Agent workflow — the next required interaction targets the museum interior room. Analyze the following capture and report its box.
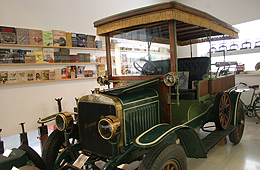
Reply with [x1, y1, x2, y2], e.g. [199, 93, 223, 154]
[0, 0, 260, 169]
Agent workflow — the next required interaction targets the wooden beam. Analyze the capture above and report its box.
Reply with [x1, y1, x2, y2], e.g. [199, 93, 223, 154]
[105, 34, 112, 79]
[169, 20, 177, 72]
[168, 20, 178, 125]
[178, 31, 220, 42]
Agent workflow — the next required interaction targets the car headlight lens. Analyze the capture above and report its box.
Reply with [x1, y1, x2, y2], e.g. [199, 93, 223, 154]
[55, 112, 73, 131]
[98, 115, 121, 140]
[164, 72, 179, 86]
[97, 76, 110, 86]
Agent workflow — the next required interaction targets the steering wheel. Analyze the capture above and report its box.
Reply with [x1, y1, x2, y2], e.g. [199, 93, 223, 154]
[133, 58, 157, 75]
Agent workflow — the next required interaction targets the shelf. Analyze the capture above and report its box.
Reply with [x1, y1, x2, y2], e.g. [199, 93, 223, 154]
[0, 77, 97, 86]
[236, 74, 260, 76]
[0, 62, 99, 66]
[0, 43, 103, 50]
[0, 43, 169, 54]
[118, 49, 169, 55]
[208, 47, 260, 57]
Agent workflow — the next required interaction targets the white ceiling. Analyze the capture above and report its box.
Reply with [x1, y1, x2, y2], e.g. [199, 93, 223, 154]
[175, 0, 260, 25]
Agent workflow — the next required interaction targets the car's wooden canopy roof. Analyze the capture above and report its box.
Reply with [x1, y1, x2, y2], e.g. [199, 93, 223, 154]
[94, 1, 239, 46]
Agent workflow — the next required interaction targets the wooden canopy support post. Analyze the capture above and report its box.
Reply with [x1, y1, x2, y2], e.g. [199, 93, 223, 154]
[190, 40, 193, 58]
[105, 34, 112, 80]
[169, 19, 179, 86]
[169, 20, 177, 73]
[167, 20, 179, 124]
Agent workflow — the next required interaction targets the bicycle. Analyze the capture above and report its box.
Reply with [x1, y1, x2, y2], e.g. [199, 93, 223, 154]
[237, 82, 260, 119]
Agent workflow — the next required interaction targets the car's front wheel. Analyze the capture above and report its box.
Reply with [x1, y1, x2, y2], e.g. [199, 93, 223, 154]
[138, 142, 187, 170]
[42, 125, 79, 170]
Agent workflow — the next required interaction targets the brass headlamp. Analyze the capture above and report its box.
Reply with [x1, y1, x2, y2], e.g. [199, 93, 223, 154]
[164, 72, 179, 86]
[55, 112, 73, 131]
[98, 115, 121, 140]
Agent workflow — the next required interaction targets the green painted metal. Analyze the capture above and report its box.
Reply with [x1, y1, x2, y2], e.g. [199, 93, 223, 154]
[166, 93, 180, 105]
[199, 94, 211, 102]
[133, 124, 174, 147]
[176, 127, 207, 158]
[171, 96, 214, 123]
[117, 88, 161, 146]
[108, 77, 160, 95]
[230, 91, 242, 126]
[54, 143, 80, 169]
[0, 148, 27, 169]
[171, 100, 197, 121]
[132, 123, 206, 158]
[101, 145, 150, 170]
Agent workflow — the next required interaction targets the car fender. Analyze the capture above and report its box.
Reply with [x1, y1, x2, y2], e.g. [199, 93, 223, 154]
[229, 91, 243, 126]
[133, 123, 207, 158]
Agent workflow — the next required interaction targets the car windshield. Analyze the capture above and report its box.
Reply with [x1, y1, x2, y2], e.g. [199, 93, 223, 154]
[109, 23, 170, 76]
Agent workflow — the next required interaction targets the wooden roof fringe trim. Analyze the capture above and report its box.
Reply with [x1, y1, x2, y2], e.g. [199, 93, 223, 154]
[96, 8, 238, 39]
[179, 35, 235, 46]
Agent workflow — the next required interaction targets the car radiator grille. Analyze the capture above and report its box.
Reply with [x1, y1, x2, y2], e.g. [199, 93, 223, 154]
[78, 102, 117, 158]
[124, 102, 160, 145]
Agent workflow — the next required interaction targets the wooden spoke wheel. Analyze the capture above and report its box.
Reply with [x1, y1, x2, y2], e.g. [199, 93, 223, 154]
[138, 142, 186, 170]
[214, 92, 232, 130]
[229, 101, 245, 144]
[162, 160, 179, 170]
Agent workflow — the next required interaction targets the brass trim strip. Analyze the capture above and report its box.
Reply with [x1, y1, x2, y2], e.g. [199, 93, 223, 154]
[121, 79, 160, 93]
[187, 103, 213, 121]
[78, 93, 124, 151]
[119, 88, 159, 106]
[135, 105, 211, 146]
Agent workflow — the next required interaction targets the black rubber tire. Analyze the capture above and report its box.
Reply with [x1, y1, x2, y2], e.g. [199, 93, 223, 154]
[42, 125, 79, 170]
[253, 97, 260, 120]
[138, 142, 187, 170]
[214, 92, 232, 130]
[229, 101, 245, 144]
[18, 144, 46, 170]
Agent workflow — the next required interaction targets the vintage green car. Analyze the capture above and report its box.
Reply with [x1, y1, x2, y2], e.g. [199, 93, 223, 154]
[40, 2, 244, 170]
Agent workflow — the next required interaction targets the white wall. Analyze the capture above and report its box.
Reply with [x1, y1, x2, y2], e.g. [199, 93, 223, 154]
[0, 0, 168, 138]
[236, 75, 260, 106]
[0, 0, 259, 138]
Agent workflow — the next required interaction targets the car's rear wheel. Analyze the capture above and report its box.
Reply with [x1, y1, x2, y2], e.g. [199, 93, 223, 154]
[42, 125, 79, 170]
[138, 142, 187, 170]
[214, 92, 232, 130]
[229, 101, 245, 144]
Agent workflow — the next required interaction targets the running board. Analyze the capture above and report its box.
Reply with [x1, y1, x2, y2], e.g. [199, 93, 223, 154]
[202, 125, 236, 153]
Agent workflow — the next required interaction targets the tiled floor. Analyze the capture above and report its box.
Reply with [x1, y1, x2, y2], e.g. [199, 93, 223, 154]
[187, 117, 260, 170]
[2, 117, 260, 170]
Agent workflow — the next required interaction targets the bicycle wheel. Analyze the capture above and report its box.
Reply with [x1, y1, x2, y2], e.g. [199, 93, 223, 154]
[253, 97, 260, 119]
[243, 104, 253, 117]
